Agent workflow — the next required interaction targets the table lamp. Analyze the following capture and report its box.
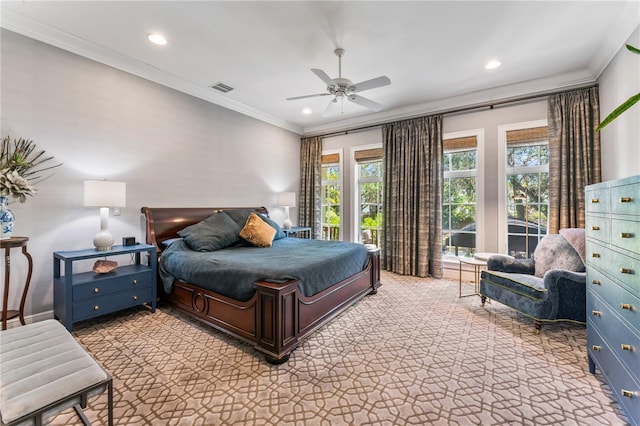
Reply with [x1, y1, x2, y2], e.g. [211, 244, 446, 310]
[84, 180, 126, 251]
[278, 192, 296, 230]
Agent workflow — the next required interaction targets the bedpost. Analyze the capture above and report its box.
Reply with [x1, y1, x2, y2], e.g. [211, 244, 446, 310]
[367, 246, 381, 293]
[254, 280, 300, 364]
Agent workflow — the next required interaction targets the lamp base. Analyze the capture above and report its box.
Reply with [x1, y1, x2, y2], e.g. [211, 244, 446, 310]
[93, 230, 114, 251]
[283, 219, 292, 230]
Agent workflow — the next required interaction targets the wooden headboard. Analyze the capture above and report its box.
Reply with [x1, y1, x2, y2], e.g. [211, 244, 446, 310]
[140, 206, 269, 254]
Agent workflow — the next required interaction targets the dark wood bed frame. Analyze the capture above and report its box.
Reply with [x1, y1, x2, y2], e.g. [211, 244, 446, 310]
[141, 206, 381, 363]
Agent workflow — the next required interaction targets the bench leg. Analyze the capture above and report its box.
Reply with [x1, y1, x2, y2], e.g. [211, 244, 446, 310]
[73, 404, 92, 425]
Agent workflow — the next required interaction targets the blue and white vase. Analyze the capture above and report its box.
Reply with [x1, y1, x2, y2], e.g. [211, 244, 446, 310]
[0, 195, 15, 239]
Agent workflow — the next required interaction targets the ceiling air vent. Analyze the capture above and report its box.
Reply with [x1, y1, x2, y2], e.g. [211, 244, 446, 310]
[209, 82, 234, 93]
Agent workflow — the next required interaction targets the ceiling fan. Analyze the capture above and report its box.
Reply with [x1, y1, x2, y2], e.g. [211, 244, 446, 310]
[286, 48, 391, 114]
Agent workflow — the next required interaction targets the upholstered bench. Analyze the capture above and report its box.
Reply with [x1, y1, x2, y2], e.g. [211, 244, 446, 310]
[0, 320, 113, 426]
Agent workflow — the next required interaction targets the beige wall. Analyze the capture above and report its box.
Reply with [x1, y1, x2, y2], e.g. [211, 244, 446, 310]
[1, 29, 301, 319]
[598, 24, 640, 181]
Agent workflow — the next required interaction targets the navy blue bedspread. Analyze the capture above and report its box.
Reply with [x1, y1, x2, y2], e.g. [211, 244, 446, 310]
[159, 238, 370, 301]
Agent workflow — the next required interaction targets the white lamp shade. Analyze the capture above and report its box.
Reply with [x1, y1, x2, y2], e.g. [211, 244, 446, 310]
[278, 192, 296, 207]
[84, 180, 126, 207]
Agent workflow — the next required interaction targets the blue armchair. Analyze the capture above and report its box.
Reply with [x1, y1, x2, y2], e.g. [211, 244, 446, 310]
[479, 230, 587, 333]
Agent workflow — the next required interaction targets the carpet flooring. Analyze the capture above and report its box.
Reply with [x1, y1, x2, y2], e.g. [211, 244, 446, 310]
[50, 271, 629, 425]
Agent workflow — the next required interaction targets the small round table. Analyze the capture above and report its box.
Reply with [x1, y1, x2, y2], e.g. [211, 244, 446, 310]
[1, 237, 33, 330]
[458, 255, 487, 298]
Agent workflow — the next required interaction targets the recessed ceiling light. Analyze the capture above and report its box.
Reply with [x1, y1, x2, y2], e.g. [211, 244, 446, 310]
[302, 108, 312, 115]
[147, 33, 167, 46]
[485, 60, 501, 70]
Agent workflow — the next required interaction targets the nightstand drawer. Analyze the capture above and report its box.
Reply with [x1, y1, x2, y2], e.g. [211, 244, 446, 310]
[73, 268, 153, 301]
[73, 287, 154, 322]
[586, 215, 610, 244]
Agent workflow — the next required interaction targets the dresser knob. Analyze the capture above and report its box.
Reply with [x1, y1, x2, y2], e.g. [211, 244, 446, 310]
[591, 280, 601, 285]
[591, 253, 600, 258]
[133, 295, 138, 301]
[591, 345, 601, 351]
[592, 310, 601, 317]
[620, 232, 633, 238]
[93, 287, 99, 293]
[621, 389, 634, 398]
[93, 305, 99, 311]
[621, 303, 632, 310]
[620, 268, 633, 274]
[591, 198, 600, 203]
[133, 279, 138, 284]
[619, 197, 632, 203]
[591, 226, 600, 231]
[621, 344, 632, 352]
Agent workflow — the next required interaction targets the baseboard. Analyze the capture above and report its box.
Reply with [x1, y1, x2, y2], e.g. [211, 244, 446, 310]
[4, 310, 55, 329]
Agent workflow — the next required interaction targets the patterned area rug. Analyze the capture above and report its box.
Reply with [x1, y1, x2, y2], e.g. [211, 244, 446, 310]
[51, 272, 629, 425]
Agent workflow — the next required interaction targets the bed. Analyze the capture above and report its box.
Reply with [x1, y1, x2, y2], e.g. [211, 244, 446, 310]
[141, 206, 381, 363]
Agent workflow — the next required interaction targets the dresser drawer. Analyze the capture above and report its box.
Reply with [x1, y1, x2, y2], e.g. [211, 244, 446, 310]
[586, 215, 610, 244]
[611, 218, 639, 253]
[587, 240, 640, 297]
[588, 269, 640, 333]
[73, 269, 153, 301]
[588, 324, 640, 423]
[73, 287, 154, 322]
[586, 187, 611, 214]
[611, 182, 640, 216]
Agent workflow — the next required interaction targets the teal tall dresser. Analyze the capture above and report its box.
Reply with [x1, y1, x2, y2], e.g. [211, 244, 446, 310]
[586, 174, 640, 425]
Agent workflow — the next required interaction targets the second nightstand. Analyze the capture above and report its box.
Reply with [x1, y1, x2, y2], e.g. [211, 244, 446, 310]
[283, 226, 312, 239]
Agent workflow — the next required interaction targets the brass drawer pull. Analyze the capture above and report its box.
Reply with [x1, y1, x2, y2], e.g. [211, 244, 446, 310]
[621, 303, 632, 310]
[133, 295, 138, 301]
[620, 232, 633, 238]
[592, 280, 601, 285]
[591, 226, 600, 231]
[592, 310, 601, 317]
[592, 253, 600, 258]
[621, 390, 634, 398]
[620, 268, 633, 274]
[619, 197, 632, 203]
[133, 279, 138, 285]
[621, 344, 632, 352]
[591, 198, 600, 203]
[591, 345, 601, 351]
[93, 305, 99, 311]
[94, 287, 99, 293]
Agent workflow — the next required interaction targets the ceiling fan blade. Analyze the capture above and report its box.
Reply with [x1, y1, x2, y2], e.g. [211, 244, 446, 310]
[348, 94, 384, 112]
[286, 93, 331, 101]
[349, 76, 391, 93]
[311, 68, 336, 87]
[322, 97, 340, 117]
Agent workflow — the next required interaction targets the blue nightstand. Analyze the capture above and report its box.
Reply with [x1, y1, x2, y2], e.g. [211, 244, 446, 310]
[53, 244, 157, 330]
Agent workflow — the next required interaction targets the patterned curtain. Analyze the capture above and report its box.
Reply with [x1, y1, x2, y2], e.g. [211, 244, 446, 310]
[299, 136, 323, 238]
[382, 115, 443, 278]
[547, 87, 601, 233]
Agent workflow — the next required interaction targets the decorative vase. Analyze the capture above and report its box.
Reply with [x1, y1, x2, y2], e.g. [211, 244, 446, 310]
[0, 195, 15, 239]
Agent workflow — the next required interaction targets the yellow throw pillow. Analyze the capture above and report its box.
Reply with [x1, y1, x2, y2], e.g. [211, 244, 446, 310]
[240, 212, 276, 247]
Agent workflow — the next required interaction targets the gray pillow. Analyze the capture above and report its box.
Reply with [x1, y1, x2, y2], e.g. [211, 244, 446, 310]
[177, 212, 240, 251]
[533, 234, 585, 277]
[221, 208, 285, 240]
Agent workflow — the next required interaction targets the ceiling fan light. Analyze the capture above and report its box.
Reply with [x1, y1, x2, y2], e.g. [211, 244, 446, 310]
[147, 33, 167, 46]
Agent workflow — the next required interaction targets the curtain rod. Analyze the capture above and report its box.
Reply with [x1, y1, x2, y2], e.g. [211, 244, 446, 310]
[311, 84, 598, 139]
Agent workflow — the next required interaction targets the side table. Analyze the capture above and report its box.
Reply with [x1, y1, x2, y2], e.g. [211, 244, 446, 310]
[1, 237, 33, 330]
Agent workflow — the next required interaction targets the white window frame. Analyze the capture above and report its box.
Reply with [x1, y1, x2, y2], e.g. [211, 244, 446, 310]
[497, 119, 548, 254]
[350, 143, 383, 243]
[321, 148, 344, 241]
[442, 129, 484, 259]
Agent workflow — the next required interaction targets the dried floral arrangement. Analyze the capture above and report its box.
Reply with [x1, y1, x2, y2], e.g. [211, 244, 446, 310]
[0, 136, 62, 203]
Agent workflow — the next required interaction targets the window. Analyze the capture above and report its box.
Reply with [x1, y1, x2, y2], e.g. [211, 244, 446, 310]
[355, 148, 383, 246]
[442, 135, 478, 257]
[504, 125, 549, 257]
[321, 152, 341, 240]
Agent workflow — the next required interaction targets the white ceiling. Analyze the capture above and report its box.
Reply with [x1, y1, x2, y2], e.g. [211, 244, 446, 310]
[2, 1, 639, 135]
